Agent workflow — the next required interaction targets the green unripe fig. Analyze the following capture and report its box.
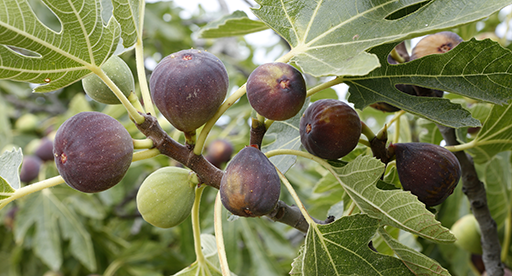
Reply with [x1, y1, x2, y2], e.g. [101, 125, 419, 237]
[136, 167, 196, 228]
[15, 113, 38, 133]
[82, 55, 134, 104]
[451, 214, 482, 255]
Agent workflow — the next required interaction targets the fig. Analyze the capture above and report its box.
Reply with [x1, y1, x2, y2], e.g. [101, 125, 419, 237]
[20, 155, 42, 183]
[136, 167, 196, 228]
[411, 31, 463, 60]
[15, 113, 38, 133]
[35, 137, 54, 162]
[82, 55, 134, 105]
[205, 139, 234, 168]
[451, 214, 482, 255]
[390, 142, 461, 206]
[150, 49, 228, 134]
[53, 112, 133, 193]
[220, 146, 280, 217]
[246, 62, 306, 120]
[299, 99, 361, 160]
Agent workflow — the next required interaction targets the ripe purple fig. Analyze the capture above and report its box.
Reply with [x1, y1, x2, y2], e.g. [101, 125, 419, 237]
[20, 155, 42, 183]
[53, 112, 133, 193]
[299, 99, 361, 160]
[205, 139, 234, 168]
[150, 49, 228, 134]
[220, 146, 280, 217]
[35, 137, 54, 162]
[246, 62, 306, 120]
[390, 142, 461, 206]
[411, 31, 463, 60]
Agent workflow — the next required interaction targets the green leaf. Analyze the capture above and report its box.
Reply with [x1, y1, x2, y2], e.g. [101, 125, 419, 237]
[173, 234, 237, 276]
[332, 155, 455, 243]
[378, 228, 451, 275]
[252, 0, 512, 77]
[0, 0, 120, 92]
[0, 147, 22, 191]
[347, 39, 512, 128]
[300, 214, 414, 275]
[482, 152, 511, 231]
[14, 189, 96, 271]
[0, 94, 12, 150]
[197, 10, 269, 38]
[112, 0, 142, 47]
[469, 102, 512, 163]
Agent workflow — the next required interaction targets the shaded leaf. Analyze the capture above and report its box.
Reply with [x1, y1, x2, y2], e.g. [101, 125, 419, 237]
[301, 214, 414, 275]
[252, 0, 512, 77]
[0, 148, 22, 192]
[482, 152, 511, 231]
[198, 10, 269, 38]
[347, 39, 512, 128]
[333, 155, 455, 242]
[378, 228, 451, 275]
[469, 102, 512, 163]
[112, 0, 142, 47]
[0, 0, 120, 92]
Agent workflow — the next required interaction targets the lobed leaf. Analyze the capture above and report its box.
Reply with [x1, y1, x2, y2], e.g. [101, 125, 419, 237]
[0, 147, 22, 192]
[252, 0, 512, 77]
[300, 214, 414, 275]
[112, 0, 142, 47]
[0, 0, 120, 92]
[332, 155, 455, 242]
[197, 10, 269, 38]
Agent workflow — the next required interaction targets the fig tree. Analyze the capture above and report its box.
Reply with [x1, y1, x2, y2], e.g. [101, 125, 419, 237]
[246, 62, 306, 121]
[150, 49, 228, 134]
[82, 55, 135, 104]
[299, 99, 361, 160]
[53, 112, 133, 193]
[390, 142, 461, 206]
[136, 167, 196, 228]
[220, 146, 280, 217]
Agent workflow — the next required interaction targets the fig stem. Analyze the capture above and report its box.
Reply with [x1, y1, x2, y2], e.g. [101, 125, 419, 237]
[393, 116, 400, 144]
[0, 175, 65, 211]
[132, 138, 154, 149]
[502, 211, 512, 261]
[306, 77, 344, 98]
[192, 185, 207, 266]
[358, 139, 371, 147]
[214, 192, 231, 276]
[128, 92, 145, 114]
[276, 168, 316, 225]
[390, 48, 406, 63]
[135, 37, 156, 117]
[361, 121, 376, 140]
[444, 140, 477, 152]
[93, 68, 145, 124]
[194, 84, 247, 156]
[132, 148, 160, 162]
[387, 110, 406, 126]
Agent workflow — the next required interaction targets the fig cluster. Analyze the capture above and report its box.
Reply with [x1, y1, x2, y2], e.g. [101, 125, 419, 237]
[136, 167, 196, 228]
[246, 62, 306, 121]
[53, 112, 133, 193]
[299, 99, 361, 160]
[390, 142, 461, 206]
[150, 49, 228, 135]
[220, 146, 280, 217]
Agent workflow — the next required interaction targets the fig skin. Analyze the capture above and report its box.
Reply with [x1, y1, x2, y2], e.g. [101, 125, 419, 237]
[82, 55, 134, 104]
[411, 31, 463, 60]
[53, 112, 133, 193]
[20, 155, 42, 183]
[246, 62, 306, 121]
[299, 99, 361, 160]
[205, 139, 234, 168]
[451, 214, 482, 255]
[136, 167, 196, 228]
[390, 142, 461, 206]
[150, 49, 228, 134]
[35, 137, 54, 162]
[220, 146, 281, 217]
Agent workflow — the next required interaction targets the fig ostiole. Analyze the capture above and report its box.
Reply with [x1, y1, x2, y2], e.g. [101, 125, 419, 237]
[220, 146, 281, 217]
[136, 167, 196, 228]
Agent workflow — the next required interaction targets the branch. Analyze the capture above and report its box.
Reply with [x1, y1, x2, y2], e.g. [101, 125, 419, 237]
[438, 125, 504, 276]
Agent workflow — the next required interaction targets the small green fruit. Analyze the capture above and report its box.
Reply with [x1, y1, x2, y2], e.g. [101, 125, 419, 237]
[137, 167, 196, 228]
[82, 55, 134, 104]
[15, 113, 38, 133]
[451, 214, 482, 254]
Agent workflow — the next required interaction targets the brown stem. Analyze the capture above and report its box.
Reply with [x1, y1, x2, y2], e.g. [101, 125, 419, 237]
[438, 125, 504, 276]
[250, 117, 267, 148]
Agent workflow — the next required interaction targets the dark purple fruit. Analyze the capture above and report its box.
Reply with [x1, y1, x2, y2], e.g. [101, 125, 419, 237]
[53, 112, 133, 193]
[150, 49, 228, 134]
[20, 155, 42, 183]
[35, 137, 54, 162]
[246, 62, 306, 120]
[411, 31, 463, 60]
[299, 99, 361, 160]
[390, 142, 461, 206]
[205, 139, 234, 168]
[220, 146, 280, 217]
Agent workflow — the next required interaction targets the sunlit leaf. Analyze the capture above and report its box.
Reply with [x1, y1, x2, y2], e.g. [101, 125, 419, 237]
[0, 147, 22, 192]
[198, 10, 269, 38]
[332, 155, 455, 242]
[112, 0, 142, 47]
[0, 0, 120, 92]
[301, 214, 414, 275]
[252, 0, 512, 77]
